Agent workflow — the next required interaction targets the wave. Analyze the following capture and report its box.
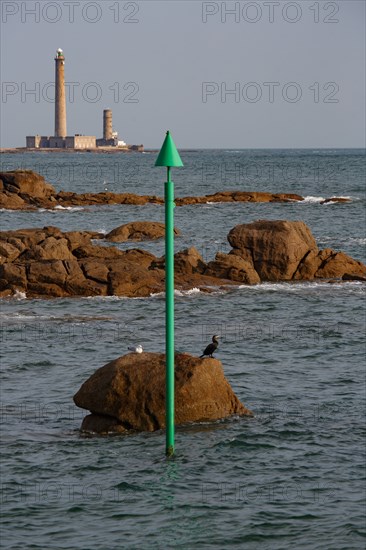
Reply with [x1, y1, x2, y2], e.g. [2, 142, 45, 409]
[12, 290, 27, 300]
[150, 287, 202, 298]
[239, 281, 365, 292]
[301, 196, 325, 203]
[301, 195, 356, 204]
[53, 205, 85, 211]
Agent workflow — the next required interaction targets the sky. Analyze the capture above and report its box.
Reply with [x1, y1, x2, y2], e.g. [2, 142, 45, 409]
[1, 0, 365, 148]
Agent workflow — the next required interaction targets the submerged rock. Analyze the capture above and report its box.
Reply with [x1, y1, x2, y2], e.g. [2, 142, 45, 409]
[74, 352, 252, 433]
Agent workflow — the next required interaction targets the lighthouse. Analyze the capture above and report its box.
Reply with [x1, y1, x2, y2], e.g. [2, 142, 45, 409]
[54, 48, 67, 138]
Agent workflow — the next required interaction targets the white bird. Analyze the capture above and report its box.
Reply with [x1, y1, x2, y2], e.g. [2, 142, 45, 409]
[128, 345, 143, 354]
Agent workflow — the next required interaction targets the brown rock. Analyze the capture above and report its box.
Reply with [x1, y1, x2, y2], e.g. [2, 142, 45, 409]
[119, 249, 157, 268]
[151, 247, 206, 275]
[228, 220, 319, 281]
[0, 192, 27, 210]
[205, 252, 260, 284]
[80, 259, 110, 284]
[74, 353, 252, 433]
[27, 282, 67, 298]
[81, 414, 128, 434]
[0, 170, 55, 198]
[28, 260, 67, 287]
[174, 247, 206, 275]
[0, 241, 22, 264]
[108, 260, 163, 297]
[293, 249, 321, 280]
[342, 273, 366, 282]
[315, 250, 366, 279]
[73, 244, 124, 260]
[64, 231, 93, 251]
[105, 221, 180, 242]
[0, 263, 27, 291]
[19, 237, 74, 262]
[320, 197, 352, 204]
[176, 191, 304, 206]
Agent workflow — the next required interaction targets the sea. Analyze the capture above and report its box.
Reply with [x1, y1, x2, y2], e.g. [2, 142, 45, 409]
[0, 149, 365, 549]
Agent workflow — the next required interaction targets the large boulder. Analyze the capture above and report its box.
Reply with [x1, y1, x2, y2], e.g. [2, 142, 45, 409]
[74, 353, 252, 433]
[228, 220, 366, 281]
[105, 221, 180, 242]
[228, 220, 319, 281]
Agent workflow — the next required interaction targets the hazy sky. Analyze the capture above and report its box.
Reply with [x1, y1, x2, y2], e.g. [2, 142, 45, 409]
[1, 0, 365, 148]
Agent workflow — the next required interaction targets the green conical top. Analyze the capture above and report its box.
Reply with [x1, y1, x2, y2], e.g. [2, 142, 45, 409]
[155, 131, 184, 167]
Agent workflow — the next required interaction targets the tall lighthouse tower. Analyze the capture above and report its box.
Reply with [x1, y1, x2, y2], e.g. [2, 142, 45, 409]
[54, 48, 67, 138]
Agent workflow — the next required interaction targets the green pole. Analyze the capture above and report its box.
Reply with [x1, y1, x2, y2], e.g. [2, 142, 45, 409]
[155, 131, 183, 457]
[165, 165, 175, 457]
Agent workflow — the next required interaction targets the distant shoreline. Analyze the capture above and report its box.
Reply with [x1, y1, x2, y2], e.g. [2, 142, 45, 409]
[0, 147, 146, 154]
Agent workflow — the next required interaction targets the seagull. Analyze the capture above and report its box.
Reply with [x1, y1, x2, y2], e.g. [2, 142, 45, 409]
[128, 345, 143, 353]
[200, 335, 220, 358]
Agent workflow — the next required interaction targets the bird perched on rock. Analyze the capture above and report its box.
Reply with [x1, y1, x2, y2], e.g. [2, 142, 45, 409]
[200, 335, 220, 358]
[128, 345, 143, 353]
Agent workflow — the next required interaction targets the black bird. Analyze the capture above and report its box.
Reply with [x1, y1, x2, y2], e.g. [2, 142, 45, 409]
[200, 335, 220, 358]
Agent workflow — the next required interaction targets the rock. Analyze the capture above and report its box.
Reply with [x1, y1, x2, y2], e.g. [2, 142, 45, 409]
[0, 241, 22, 264]
[81, 414, 128, 434]
[175, 191, 304, 206]
[228, 220, 319, 281]
[79, 259, 110, 284]
[120, 249, 157, 268]
[342, 273, 366, 282]
[151, 247, 206, 275]
[315, 250, 366, 279]
[74, 352, 252, 433]
[0, 170, 55, 198]
[72, 244, 124, 260]
[205, 252, 260, 284]
[27, 260, 67, 287]
[0, 170, 306, 210]
[1, 223, 364, 299]
[105, 221, 180, 242]
[0, 192, 27, 210]
[320, 197, 352, 204]
[174, 248, 206, 275]
[107, 260, 164, 297]
[0, 263, 27, 291]
[19, 237, 75, 262]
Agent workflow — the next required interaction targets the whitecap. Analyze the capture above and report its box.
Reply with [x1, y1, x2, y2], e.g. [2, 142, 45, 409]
[12, 290, 27, 300]
[53, 205, 84, 211]
[175, 287, 201, 297]
[301, 196, 326, 203]
[239, 281, 364, 292]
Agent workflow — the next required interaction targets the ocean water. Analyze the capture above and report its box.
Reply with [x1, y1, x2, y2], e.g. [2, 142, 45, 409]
[0, 149, 365, 549]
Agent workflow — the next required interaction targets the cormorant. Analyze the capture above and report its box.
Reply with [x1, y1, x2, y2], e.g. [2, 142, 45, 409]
[200, 335, 220, 358]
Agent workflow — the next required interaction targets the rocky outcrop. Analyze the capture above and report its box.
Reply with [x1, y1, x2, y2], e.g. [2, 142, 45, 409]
[105, 221, 180, 242]
[0, 227, 234, 298]
[73, 352, 252, 433]
[0, 170, 354, 210]
[228, 220, 366, 282]
[175, 190, 304, 205]
[0, 171, 56, 209]
[1, 221, 365, 299]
